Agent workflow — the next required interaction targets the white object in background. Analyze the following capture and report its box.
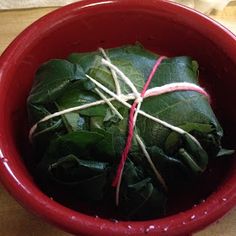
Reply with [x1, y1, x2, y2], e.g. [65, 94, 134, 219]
[173, 0, 234, 13]
[195, 0, 234, 13]
[0, 0, 78, 9]
[176, 0, 195, 8]
[0, 0, 234, 11]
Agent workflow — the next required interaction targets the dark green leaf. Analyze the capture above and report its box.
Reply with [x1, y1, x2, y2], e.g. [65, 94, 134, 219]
[28, 43, 233, 220]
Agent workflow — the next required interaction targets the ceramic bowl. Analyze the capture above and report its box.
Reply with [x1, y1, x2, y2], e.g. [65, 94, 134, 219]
[0, 0, 236, 235]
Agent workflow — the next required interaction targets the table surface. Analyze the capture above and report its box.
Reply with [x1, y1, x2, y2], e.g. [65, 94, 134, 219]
[0, 4, 236, 236]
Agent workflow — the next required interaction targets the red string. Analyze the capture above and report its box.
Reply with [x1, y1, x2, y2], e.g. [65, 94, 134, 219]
[141, 56, 167, 97]
[112, 56, 167, 187]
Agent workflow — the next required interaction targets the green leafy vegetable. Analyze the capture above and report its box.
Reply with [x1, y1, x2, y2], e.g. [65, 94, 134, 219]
[27, 43, 233, 220]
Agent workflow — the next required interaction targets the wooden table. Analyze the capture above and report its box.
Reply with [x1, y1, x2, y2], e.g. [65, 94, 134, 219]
[0, 4, 236, 236]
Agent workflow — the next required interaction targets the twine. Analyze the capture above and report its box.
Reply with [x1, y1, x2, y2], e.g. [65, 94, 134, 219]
[29, 49, 209, 206]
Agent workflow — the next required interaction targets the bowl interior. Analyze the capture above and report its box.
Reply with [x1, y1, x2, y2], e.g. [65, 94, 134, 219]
[0, 0, 236, 235]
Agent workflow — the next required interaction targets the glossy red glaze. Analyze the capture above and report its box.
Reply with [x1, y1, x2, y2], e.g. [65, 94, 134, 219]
[0, 0, 236, 235]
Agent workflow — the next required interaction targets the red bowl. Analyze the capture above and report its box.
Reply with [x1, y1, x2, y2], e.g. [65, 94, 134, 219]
[0, 0, 236, 235]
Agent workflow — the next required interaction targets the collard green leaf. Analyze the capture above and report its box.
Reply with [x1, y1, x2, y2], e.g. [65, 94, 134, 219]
[42, 130, 104, 163]
[49, 154, 109, 181]
[48, 154, 109, 201]
[147, 146, 189, 185]
[119, 159, 166, 219]
[61, 112, 82, 132]
[28, 60, 84, 104]
[28, 43, 233, 220]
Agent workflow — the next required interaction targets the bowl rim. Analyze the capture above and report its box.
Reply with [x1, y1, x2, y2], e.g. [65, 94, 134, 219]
[0, 0, 236, 235]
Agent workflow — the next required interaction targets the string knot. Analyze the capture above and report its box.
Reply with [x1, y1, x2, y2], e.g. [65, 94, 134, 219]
[135, 97, 143, 103]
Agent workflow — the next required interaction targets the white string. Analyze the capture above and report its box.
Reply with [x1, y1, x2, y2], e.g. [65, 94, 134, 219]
[144, 82, 209, 99]
[30, 74, 197, 140]
[104, 58, 162, 206]
[85, 74, 186, 135]
[94, 88, 123, 120]
[29, 95, 129, 141]
[29, 76, 208, 141]
[133, 101, 142, 126]
[135, 133, 167, 191]
[29, 80, 207, 140]
[99, 48, 121, 96]
[101, 58, 140, 98]
[85, 71, 207, 206]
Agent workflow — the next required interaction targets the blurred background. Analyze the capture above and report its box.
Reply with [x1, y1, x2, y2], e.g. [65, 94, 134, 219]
[0, 0, 235, 12]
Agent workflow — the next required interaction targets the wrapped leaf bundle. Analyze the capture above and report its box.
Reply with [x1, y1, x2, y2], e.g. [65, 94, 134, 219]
[27, 44, 232, 220]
